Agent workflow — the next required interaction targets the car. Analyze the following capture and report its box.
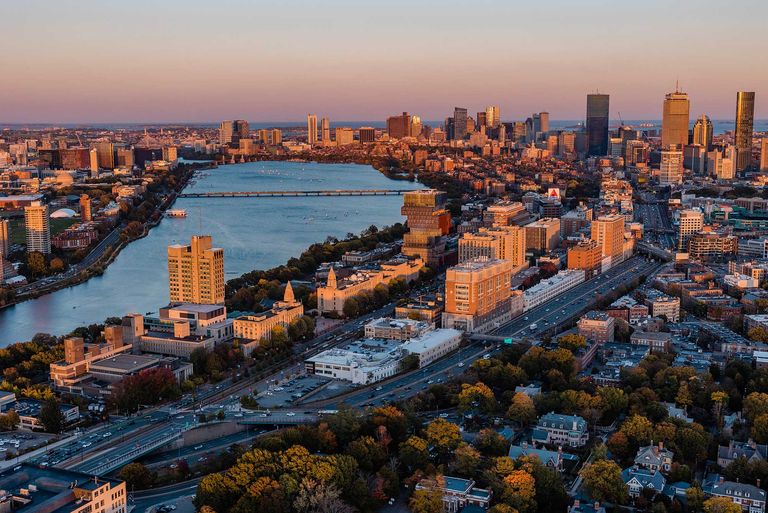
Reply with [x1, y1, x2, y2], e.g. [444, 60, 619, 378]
[285, 412, 296, 417]
[194, 445, 203, 450]
[457, 362, 464, 367]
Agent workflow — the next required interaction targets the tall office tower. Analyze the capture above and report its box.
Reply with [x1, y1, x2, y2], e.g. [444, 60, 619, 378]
[498, 124, 506, 144]
[453, 107, 468, 140]
[524, 218, 561, 252]
[0, 219, 9, 258]
[335, 127, 354, 146]
[538, 112, 549, 134]
[678, 209, 704, 251]
[359, 127, 376, 143]
[659, 149, 684, 185]
[444, 117, 455, 140]
[387, 112, 411, 139]
[80, 194, 92, 222]
[692, 114, 713, 150]
[586, 93, 610, 156]
[94, 141, 115, 169]
[24, 201, 51, 254]
[258, 129, 270, 144]
[466, 116, 476, 134]
[167, 235, 225, 305]
[684, 145, 706, 175]
[442, 258, 514, 333]
[591, 214, 625, 259]
[307, 114, 318, 145]
[476, 111, 487, 128]
[662, 88, 690, 149]
[271, 129, 282, 145]
[558, 131, 576, 156]
[735, 91, 756, 172]
[410, 116, 422, 137]
[320, 117, 331, 144]
[232, 120, 249, 146]
[485, 106, 500, 128]
[89, 148, 99, 177]
[624, 140, 648, 166]
[761, 138, 768, 171]
[458, 226, 526, 267]
[116, 147, 135, 168]
[512, 121, 526, 142]
[219, 120, 234, 145]
[162, 146, 177, 161]
[401, 190, 451, 267]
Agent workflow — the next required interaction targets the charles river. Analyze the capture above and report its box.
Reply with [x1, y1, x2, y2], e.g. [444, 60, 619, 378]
[0, 162, 424, 345]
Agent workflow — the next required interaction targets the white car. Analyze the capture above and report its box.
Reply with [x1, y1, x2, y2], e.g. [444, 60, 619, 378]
[285, 412, 296, 417]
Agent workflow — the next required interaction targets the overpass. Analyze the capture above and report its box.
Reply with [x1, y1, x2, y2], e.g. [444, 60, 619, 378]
[636, 241, 674, 262]
[237, 411, 318, 425]
[178, 189, 414, 198]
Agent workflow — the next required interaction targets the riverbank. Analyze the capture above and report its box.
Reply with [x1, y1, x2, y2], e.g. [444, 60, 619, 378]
[2, 164, 200, 311]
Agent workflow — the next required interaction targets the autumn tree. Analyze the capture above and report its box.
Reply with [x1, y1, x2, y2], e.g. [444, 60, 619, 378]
[507, 392, 537, 427]
[703, 497, 742, 513]
[558, 334, 587, 352]
[457, 382, 497, 413]
[409, 487, 444, 513]
[579, 459, 628, 505]
[399, 436, 429, 472]
[502, 470, 536, 513]
[452, 443, 482, 477]
[424, 418, 461, 457]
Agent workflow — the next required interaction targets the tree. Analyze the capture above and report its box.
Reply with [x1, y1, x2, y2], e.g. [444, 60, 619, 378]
[474, 428, 510, 456]
[703, 497, 742, 513]
[502, 470, 536, 513]
[425, 418, 461, 457]
[751, 413, 768, 443]
[399, 436, 429, 471]
[620, 414, 654, 447]
[744, 392, 768, 422]
[686, 484, 706, 512]
[748, 327, 768, 343]
[0, 410, 19, 431]
[409, 488, 444, 513]
[342, 298, 360, 318]
[507, 392, 537, 427]
[119, 462, 154, 489]
[452, 443, 482, 477]
[558, 334, 587, 352]
[579, 459, 628, 505]
[27, 251, 47, 277]
[711, 391, 729, 428]
[457, 382, 496, 413]
[675, 382, 692, 411]
[49, 258, 65, 272]
[39, 398, 65, 433]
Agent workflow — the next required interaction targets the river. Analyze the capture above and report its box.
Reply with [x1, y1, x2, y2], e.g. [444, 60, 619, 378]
[0, 161, 424, 344]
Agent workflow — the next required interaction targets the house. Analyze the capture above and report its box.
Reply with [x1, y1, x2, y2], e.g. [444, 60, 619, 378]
[703, 475, 766, 513]
[622, 466, 667, 498]
[718, 440, 768, 468]
[568, 500, 606, 513]
[415, 476, 492, 512]
[634, 442, 674, 472]
[532, 412, 589, 448]
[514, 383, 542, 398]
[630, 331, 672, 352]
[508, 442, 570, 471]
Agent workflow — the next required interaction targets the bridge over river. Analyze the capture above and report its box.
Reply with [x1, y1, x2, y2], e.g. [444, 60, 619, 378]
[178, 189, 413, 198]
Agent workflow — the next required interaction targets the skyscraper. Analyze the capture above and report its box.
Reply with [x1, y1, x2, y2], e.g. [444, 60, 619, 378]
[659, 149, 684, 185]
[485, 106, 500, 128]
[735, 91, 755, 172]
[662, 88, 690, 149]
[80, 194, 92, 222]
[0, 219, 9, 258]
[586, 93, 609, 156]
[476, 111, 487, 128]
[307, 114, 318, 145]
[401, 190, 451, 266]
[219, 120, 234, 145]
[167, 235, 225, 304]
[453, 107, 468, 140]
[538, 112, 549, 134]
[321, 117, 331, 145]
[24, 201, 50, 254]
[591, 214, 625, 259]
[94, 141, 115, 169]
[387, 112, 411, 139]
[761, 138, 768, 171]
[89, 148, 99, 177]
[692, 114, 713, 150]
[678, 209, 704, 251]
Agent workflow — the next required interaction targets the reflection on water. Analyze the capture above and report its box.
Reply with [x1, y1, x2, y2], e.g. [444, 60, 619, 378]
[0, 161, 423, 344]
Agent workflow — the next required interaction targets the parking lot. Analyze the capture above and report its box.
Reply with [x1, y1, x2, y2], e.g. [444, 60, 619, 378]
[0, 431, 56, 459]
[254, 375, 331, 408]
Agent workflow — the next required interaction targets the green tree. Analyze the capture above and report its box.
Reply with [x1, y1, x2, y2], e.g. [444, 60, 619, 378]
[399, 435, 429, 471]
[342, 298, 360, 318]
[119, 462, 154, 490]
[39, 398, 65, 433]
[579, 459, 628, 505]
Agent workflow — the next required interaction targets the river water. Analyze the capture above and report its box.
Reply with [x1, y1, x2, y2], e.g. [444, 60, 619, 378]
[0, 161, 423, 344]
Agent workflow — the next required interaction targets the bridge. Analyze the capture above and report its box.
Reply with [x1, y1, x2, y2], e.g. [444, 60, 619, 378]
[68, 427, 186, 476]
[636, 241, 674, 262]
[178, 189, 414, 198]
[237, 412, 319, 425]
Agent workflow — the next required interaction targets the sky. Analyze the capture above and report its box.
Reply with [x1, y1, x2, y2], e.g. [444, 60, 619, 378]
[2, 0, 767, 124]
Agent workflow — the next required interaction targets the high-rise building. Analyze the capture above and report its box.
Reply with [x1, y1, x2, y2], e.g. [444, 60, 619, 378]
[233, 120, 249, 146]
[586, 93, 609, 156]
[442, 258, 514, 333]
[24, 201, 51, 254]
[321, 117, 331, 144]
[167, 235, 225, 304]
[524, 218, 561, 252]
[80, 194, 92, 222]
[567, 239, 602, 279]
[485, 106, 500, 128]
[219, 120, 234, 146]
[162, 145, 177, 161]
[94, 141, 115, 169]
[661, 88, 690, 149]
[678, 209, 704, 251]
[258, 129, 270, 145]
[116, 147, 134, 168]
[271, 128, 282, 145]
[0, 219, 9, 258]
[476, 111, 487, 128]
[591, 214, 625, 259]
[692, 114, 713, 150]
[401, 190, 451, 267]
[359, 127, 376, 143]
[659, 149, 684, 185]
[538, 112, 549, 134]
[410, 115, 422, 137]
[453, 107, 468, 140]
[387, 112, 411, 139]
[708, 147, 735, 180]
[735, 91, 756, 172]
[89, 148, 99, 177]
[307, 114, 318, 145]
[458, 225, 526, 267]
[335, 127, 354, 146]
[761, 138, 768, 171]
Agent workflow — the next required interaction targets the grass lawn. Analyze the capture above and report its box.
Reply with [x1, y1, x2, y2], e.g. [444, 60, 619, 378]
[8, 217, 78, 246]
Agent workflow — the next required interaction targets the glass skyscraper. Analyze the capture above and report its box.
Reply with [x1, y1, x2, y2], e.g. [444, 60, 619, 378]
[586, 93, 609, 156]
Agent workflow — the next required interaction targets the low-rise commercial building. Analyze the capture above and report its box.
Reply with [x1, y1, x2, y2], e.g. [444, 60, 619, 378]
[645, 294, 681, 322]
[364, 317, 431, 341]
[523, 270, 585, 311]
[401, 329, 462, 367]
[577, 311, 615, 343]
[630, 331, 672, 352]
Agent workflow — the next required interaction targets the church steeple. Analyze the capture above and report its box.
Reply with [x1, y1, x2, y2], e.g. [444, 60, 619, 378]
[327, 267, 337, 288]
[283, 281, 295, 303]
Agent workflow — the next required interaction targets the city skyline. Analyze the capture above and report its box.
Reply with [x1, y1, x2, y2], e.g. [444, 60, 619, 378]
[2, 0, 768, 123]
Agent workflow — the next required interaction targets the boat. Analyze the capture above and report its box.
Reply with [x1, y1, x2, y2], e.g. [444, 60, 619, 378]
[166, 209, 187, 218]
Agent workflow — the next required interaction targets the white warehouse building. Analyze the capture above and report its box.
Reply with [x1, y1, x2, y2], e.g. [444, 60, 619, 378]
[523, 269, 585, 311]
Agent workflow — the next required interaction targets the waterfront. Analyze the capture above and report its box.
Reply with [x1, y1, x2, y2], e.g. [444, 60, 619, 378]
[0, 161, 424, 344]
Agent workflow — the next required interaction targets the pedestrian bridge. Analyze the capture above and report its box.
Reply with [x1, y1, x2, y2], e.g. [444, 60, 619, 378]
[178, 189, 413, 198]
